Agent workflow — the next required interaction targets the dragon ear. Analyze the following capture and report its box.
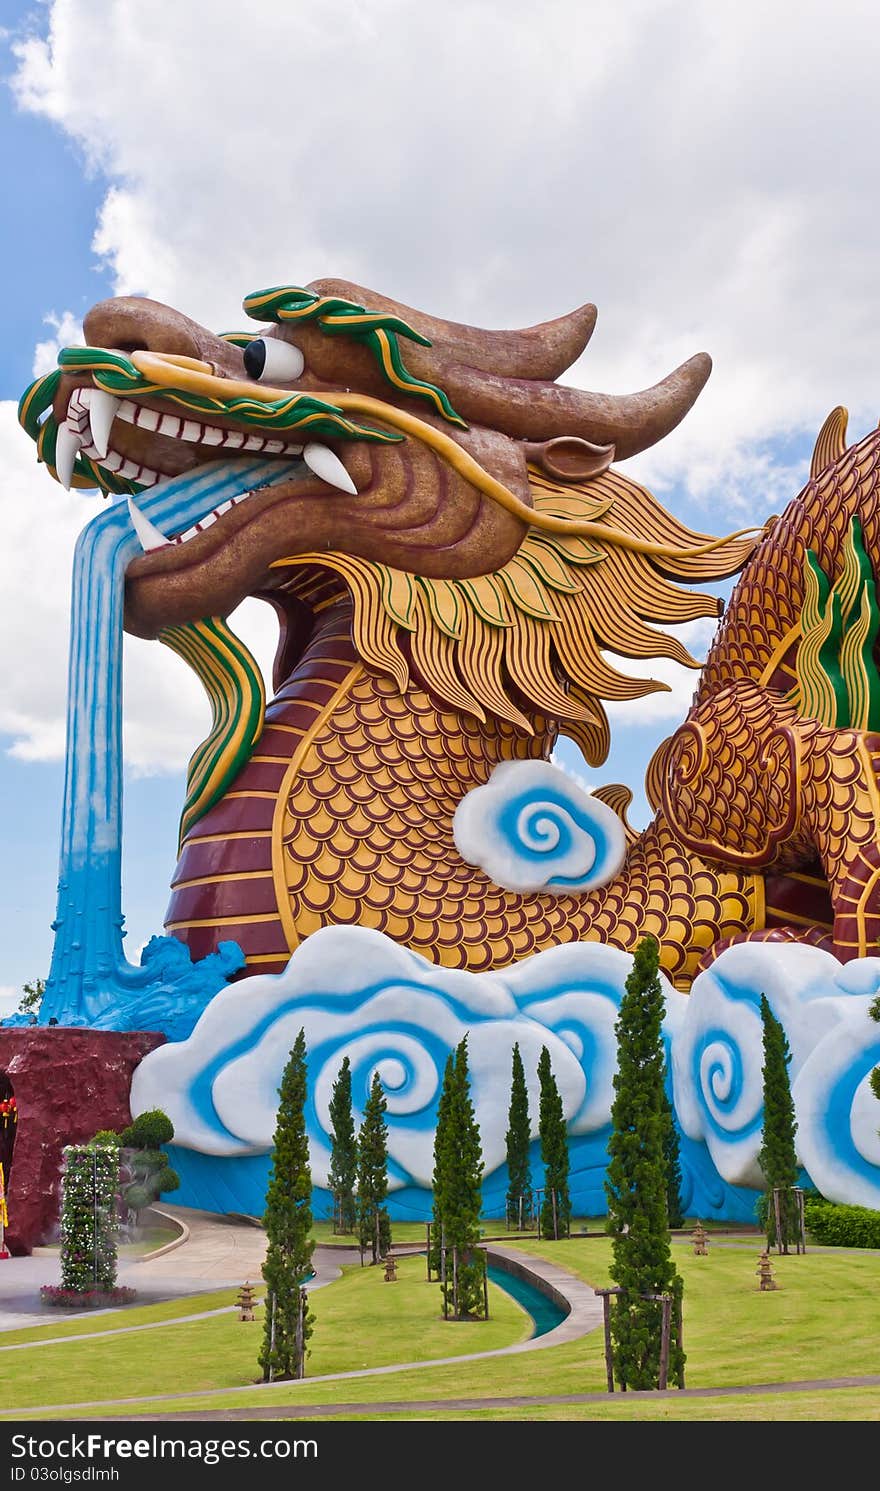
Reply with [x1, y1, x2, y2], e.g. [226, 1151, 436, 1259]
[525, 436, 615, 483]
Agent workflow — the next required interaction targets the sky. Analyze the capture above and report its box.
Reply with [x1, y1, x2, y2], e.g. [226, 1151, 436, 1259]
[2, 0, 880, 1017]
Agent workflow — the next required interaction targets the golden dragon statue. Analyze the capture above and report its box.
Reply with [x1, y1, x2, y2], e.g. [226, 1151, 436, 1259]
[21, 280, 880, 998]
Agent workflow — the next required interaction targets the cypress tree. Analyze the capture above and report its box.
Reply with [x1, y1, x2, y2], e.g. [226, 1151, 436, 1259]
[430, 1053, 456, 1278]
[604, 934, 685, 1390]
[757, 993, 800, 1252]
[432, 1038, 486, 1318]
[661, 1069, 685, 1230]
[537, 1046, 571, 1240]
[327, 1056, 358, 1233]
[505, 1042, 533, 1229]
[259, 1029, 315, 1382]
[356, 1072, 391, 1264]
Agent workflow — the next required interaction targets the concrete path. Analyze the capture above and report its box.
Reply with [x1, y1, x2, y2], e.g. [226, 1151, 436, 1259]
[0, 1207, 348, 1332]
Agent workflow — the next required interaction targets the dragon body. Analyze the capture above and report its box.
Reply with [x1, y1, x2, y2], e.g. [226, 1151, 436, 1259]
[20, 282, 880, 1007]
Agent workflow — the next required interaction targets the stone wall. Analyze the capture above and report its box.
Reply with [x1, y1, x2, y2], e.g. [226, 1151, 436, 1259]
[0, 1029, 165, 1254]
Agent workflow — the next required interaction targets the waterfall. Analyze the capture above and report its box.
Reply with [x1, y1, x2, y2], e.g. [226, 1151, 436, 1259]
[40, 456, 302, 1026]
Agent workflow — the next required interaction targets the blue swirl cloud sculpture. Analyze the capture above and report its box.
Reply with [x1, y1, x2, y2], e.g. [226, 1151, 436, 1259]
[130, 928, 880, 1219]
[452, 760, 627, 893]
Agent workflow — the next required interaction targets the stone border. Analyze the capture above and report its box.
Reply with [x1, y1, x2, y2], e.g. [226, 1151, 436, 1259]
[134, 1208, 190, 1263]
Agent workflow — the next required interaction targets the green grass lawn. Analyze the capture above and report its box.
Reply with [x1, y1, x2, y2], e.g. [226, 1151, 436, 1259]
[5, 1233, 880, 1422]
[0, 1254, 530, 1414]
[0, 1288, 241, 1347]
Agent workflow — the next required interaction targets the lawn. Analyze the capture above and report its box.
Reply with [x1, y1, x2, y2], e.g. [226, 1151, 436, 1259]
[4, 1231, 880, 1422]
[0, 1253, 531, 1414]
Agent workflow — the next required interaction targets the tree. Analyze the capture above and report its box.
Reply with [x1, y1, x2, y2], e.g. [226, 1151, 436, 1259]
[431, 1037, 486, 1318]
[116, 1109, 180, 1221]
[259, 1029, 315, 1382]
[17, 978, 45, 1020]
[430, 1052, 455, 1279]
[505, 1043, 533, 1229]
[661, 1069, 685, 1230]
[757, 993, 800, 1252]
[537, 1046, 571, 1240]
[327, 1057, 358, 1233]
[356, 1072, 391, 1264]
[604, 934, 685, 1390]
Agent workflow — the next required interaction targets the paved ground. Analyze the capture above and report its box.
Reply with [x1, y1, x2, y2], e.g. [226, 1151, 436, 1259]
[0, 1207, 344, 1330]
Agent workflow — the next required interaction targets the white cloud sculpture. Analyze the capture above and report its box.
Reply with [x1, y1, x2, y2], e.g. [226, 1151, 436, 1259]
[452, 760, 627, 894]
[132, 927, 880, 1214]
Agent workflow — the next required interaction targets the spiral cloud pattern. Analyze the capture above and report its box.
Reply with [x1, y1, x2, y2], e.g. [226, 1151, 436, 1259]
[130, 928, 880, 1214]
[452, 759, 627, 893]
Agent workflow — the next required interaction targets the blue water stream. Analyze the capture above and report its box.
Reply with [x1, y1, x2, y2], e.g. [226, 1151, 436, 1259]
[40, 456, 302, 1026]
[487, 1263, 567, 1339]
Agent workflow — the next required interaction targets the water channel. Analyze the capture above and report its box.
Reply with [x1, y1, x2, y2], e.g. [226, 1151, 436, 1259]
[487, 1263, 567, 1339]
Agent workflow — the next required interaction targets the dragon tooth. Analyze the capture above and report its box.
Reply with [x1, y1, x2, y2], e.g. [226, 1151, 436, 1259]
[55, 421, 83, 490]
[303, 441, 358, 495]
[87, 390, 120, 458]
[127, 496, 171, 552]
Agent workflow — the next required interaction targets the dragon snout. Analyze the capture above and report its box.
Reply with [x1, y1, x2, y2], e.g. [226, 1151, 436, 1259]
[83, 295, 244, 378]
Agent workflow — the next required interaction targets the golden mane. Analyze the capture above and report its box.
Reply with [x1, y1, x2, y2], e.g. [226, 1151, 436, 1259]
[273, 467, 758, 766]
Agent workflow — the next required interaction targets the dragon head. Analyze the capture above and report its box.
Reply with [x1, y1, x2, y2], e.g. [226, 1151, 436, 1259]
[20, 279, 760, 760]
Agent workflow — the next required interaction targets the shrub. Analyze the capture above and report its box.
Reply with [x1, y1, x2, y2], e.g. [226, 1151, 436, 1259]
[803, 1197, 880, 1248]
[120, 1110, 174, 1149]
[89, 1130, 121, 1148]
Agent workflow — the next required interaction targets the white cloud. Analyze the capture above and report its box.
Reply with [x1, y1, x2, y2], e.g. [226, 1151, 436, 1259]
[7, 0, 880, 777]
[12, 0, 880, 516]
[0, 986, 18, 1020]
[32, 311, 83, 379]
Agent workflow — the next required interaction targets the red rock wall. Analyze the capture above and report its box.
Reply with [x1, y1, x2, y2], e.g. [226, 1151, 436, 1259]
[0, 1029, 165, 1255]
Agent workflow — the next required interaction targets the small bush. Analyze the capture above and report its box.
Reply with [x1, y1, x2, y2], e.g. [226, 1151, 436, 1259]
[89, 1130, 121, 1148]
[120, 1109, 174, 1150]
[803, 1197, 880, 1248]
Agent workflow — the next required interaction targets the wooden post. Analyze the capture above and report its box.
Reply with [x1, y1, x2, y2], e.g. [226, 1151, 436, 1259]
[658, 1294, 671, 1390]
[798, 1187, 807, 1254]
[518, 1193, 523, 1232]
[602, 1292, 614, 1392]
[295, 1287, 306, 1379]
[426, 1222, 432, 1281]
[675, 1296, 686, 1389]
[551, 1186, 558, 1241]
[441, 1225, 447, 1319]
[482, 1250, 489, 1320]
[775, 1186, 783, 1255]
[594, 1287, 621, 1392]
[267, 1291, 276, 1383]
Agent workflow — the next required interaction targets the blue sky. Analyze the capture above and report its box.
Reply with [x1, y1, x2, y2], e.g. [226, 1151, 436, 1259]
[3, 0, 879, 1016]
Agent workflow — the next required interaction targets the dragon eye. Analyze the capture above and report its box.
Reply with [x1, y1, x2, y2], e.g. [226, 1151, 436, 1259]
[243, 336, 305, 382]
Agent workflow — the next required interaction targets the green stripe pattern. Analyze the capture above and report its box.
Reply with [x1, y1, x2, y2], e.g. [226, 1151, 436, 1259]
[796, 517, 880, 730]
[159, 617, 266, 847]
[243, 284, 467, 429]
[18, 344, 401, 496]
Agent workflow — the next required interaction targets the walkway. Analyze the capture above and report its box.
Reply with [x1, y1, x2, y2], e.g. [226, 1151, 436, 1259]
[1, 1207, 313, 1331]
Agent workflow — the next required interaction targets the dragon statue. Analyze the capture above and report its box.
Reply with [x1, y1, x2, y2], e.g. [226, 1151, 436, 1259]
[13, 280, 880, 1220]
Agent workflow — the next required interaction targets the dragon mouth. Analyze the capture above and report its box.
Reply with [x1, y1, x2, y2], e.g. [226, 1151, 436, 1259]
[63, 384, 308, 501]
[53, 370, 370, 556]
[17, 342, 401, 556]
